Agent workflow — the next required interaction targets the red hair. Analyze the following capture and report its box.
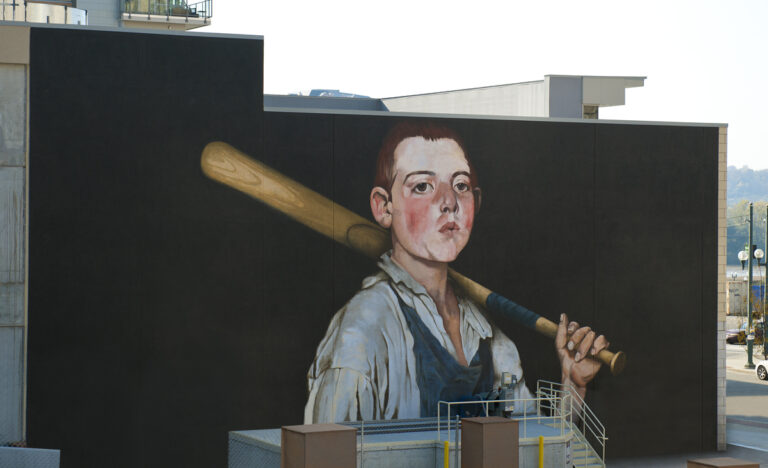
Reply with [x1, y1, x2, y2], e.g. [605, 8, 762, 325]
[373, 121, 479, 192]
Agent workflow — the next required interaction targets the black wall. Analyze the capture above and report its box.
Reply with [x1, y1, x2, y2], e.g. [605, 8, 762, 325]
[27, 27, 718, 467]
[28, 27, 265, 468]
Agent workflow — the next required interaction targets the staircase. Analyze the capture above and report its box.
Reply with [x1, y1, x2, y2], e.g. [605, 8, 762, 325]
[536, 380, 606, 468]
[570, 428, 604, 467]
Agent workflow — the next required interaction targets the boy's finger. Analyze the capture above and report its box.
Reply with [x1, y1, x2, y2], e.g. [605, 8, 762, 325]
[590, 335, 610, 355]
[568, 326, 591, 352]
[556, 313, 568, 348]
[576, 331, 596, 362]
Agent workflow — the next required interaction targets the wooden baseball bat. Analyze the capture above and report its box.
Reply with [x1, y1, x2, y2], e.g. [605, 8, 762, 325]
[201, 141, 626, 376]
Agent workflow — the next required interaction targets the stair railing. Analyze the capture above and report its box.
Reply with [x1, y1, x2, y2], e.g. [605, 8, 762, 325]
[536, 379, 607, 467]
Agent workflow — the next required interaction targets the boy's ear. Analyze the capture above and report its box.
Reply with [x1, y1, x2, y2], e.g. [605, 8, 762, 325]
[473, 187, 482, 215]
[370, 186, 393, 228]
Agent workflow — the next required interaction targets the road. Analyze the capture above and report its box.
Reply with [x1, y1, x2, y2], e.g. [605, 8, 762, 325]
[727, 343, 768, 451]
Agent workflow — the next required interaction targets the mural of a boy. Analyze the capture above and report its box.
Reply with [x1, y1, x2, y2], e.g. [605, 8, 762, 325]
[305, 121, 609, 424]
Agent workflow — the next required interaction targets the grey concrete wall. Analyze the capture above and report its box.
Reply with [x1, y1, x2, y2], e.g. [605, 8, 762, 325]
[547, 76, 583, 119]
[0, 446, 60, 467]
[382, 81, 549, 117]
[727, 280, 752, 316]
[0, 31, 27, 445]
[76, 0, 120, 27]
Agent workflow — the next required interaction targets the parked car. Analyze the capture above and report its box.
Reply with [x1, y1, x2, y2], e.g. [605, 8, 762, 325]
[756, 359, 768, 380]
[726, 321, 765, 345]
[726, 323, 747, 344]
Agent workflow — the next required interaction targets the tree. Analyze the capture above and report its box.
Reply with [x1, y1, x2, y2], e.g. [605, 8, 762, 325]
[727, 201, 768, 266]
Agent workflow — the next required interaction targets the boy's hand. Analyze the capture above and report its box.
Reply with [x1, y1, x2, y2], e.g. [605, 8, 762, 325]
[555, 313, 610, 398]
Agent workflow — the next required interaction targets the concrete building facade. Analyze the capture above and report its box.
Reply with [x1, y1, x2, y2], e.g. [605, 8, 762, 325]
[380, 75, 645, 119]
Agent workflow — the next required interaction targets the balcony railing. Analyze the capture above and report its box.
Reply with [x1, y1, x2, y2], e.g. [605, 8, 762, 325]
[1, 0, 86, 24]
[122, 0, 211, 20]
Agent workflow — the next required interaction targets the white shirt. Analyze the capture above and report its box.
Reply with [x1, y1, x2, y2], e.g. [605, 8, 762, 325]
[304, 252, 534, 424]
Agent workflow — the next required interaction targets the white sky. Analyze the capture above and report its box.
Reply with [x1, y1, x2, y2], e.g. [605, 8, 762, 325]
[197, 0, 768, 169]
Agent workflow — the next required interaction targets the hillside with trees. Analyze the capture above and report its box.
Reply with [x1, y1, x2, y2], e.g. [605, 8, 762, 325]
[728, 166, 768, 206]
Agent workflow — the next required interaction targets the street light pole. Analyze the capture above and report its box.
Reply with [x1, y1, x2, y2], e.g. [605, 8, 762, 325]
[764, 206, 767, 357]
[746, 203, 755, 369]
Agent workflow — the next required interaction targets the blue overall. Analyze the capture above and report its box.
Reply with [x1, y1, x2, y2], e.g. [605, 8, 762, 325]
[393, 286, 495, 417]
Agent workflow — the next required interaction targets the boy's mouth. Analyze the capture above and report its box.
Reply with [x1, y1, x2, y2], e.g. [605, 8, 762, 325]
[439, 221, 459, 233]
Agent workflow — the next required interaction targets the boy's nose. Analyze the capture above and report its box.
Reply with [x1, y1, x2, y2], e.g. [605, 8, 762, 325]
[438, 183, 458, 213]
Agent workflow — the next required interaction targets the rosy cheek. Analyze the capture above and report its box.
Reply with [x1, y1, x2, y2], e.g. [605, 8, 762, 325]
[404, 198, 432, 238]
[462, 199, 475, 231]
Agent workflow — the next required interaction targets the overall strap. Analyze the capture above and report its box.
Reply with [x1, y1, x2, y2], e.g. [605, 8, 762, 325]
[388, 283, 494, 417]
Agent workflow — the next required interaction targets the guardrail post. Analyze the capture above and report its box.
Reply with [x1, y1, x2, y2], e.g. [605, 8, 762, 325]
[538, 435, 544, 468]
[438, 403, 441, 442]
[453, 415, 459, 468]
[360, 419, 364, 468]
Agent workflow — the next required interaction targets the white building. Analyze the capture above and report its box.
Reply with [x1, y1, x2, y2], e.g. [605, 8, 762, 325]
[0, 0, 212, 30]
[381, 75, 645, 119]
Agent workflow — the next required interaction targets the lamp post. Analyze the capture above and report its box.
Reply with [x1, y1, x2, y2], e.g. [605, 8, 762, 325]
[755, 247, 766, 358]
[741, 203, 755, 369]
[735, 205, 768, 366]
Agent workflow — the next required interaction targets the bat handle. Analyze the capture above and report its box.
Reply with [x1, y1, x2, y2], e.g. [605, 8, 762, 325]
[449, 268, 627, 376]
[536, 317, 626, 376]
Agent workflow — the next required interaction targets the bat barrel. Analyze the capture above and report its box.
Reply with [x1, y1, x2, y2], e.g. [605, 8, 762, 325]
[201, 141, 391, 259]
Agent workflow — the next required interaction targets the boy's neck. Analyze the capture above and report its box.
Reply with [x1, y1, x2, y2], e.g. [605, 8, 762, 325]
[391, 244, 450, 307]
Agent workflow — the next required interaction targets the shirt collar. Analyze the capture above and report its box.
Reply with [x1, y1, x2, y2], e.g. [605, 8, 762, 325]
[376, 251, 492, 339]
[377, 251, 431, 297]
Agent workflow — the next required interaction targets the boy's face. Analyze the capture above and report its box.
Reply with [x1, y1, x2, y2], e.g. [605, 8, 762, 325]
[387, 136, 475, 263]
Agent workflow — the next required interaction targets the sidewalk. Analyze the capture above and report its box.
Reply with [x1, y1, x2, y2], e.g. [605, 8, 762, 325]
[727, 343, 767, 374]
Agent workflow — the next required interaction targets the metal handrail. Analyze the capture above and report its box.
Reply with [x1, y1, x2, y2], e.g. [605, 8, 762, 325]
[567, 384, 606, 433]
[1, 0, 84, 23]
[565, 381, 606, 465]
[352, 387, 589, 467]
[437, 394, 573, 444]
[536, 379, 607, 466]
[350, 381, 604, 467]
[121, 0, 212, 20]
[0, 1, 19, 22]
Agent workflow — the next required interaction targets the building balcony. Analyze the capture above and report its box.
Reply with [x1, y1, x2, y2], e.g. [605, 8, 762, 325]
[121, 0, 211, 30]
[0, 1, 87, 25]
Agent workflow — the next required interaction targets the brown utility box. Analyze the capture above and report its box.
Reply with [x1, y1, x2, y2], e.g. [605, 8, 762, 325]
[461, 417, 519, 468]
[688, 458, 759, 468]
[281, 423, 356, 468]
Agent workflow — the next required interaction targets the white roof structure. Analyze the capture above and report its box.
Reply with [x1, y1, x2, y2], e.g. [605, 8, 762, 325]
[380, 75, 646, 119]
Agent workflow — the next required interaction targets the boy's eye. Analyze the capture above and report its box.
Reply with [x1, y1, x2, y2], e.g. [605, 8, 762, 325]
[454, 182, 470, 193]
[413, 182, 433, 194]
